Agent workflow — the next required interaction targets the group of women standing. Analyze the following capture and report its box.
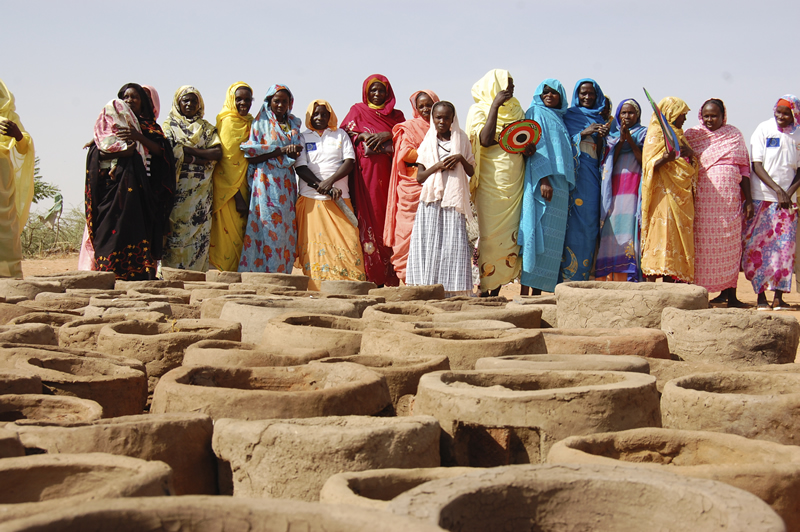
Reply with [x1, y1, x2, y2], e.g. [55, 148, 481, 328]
[5, 73, 796, 309]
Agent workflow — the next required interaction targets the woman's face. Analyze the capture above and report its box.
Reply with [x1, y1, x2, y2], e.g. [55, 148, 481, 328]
[179, 93, 200, 118]
[619, 103, 638, 127]
[310, 104, 331, 131]
[270, 90, 291, 119]
[541, 86, 561, 109]
[234, 87, 253, 117]
[416, 93, 434, 121]
[775, 105, 794, 129]
[432, 105, 454, 136]
[578, 82, 597, 108]
[701, 102, 724, 131]
[368, 82, 387, 107]
[672, 112, 687, 129]
[123, 88, 142, 116]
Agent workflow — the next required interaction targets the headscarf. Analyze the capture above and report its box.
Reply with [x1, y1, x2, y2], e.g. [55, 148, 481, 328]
[563, 78, 607, 138]
[384, 89, 440, 246]
[305, 99, 338, 132]
[417, 102, 474, 219]
[642, 97, 691, 169]
[142, 85, 161, 120]
[410, 90, 440, 119]
[774, 94, 800, 134]
[685, 98, 750, 178]
[212, 82, 254, 212]
[340, 75, 405, 139]
[601, 98, 647, 220]
[93, 99, 147, 164]
[361, 75, 397, 115]
[240, 84, 301, 169]
[520, 78, 576, 272]
[0, 79, 34, 230]
[464, 69, 524, 194]
[162, 86, 220, 171]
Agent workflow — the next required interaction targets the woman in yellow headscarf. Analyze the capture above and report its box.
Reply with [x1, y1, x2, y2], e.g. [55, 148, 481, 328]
[465, 69, 534, 296]
[209, 82, 254, 271]
[640, 97, 698, 282]
[0, 79, 34, 278]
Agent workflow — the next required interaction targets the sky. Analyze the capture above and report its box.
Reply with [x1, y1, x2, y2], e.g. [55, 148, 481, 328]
[4, 0, 799, 213]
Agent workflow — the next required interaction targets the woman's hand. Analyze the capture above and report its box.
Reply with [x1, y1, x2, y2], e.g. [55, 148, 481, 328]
[117, 127, 145, 145]
[492, 88, 513, 108]
[281, 144, 303, 158]
[776, 188, 793, 209]
[234, 190, 249, 215]
[316, 176, 340, 195]
[680, 144, 695, 159]
[620, 123, 631, 143]
[441, 154, 467, 170]
[743, 199, 755, 220]
[523, 143, 537, 157]
[540, 176, 553, 201]
[361, 131, 391, 151]
[0, 119, 23, 141]
[581, 123, 609, 138]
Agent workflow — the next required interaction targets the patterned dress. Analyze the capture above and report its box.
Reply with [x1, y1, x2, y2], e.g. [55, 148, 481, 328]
[238, 84, 300, 273]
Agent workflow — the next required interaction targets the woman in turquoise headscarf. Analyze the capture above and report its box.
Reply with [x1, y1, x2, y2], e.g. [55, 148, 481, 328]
[238, 84, 303, 273]
[560, 78, 609, 282]
[519, 79, 577, 294]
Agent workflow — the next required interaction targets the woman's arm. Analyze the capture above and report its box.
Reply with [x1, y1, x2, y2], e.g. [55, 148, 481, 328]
[653, 149, 678, 171]
[317, 159, 354, 196]
[784, 168, 800, 202]
[752, 161, 793, 208]
[246, 144, 303, 164]
[740, 176, 754, 219]
[416, 161, 445, 183]
[479, 90, 513, 147]
[184, 145, 222, 162]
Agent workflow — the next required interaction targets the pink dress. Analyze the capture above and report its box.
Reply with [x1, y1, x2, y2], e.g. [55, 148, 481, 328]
[685, 122, 750, 292]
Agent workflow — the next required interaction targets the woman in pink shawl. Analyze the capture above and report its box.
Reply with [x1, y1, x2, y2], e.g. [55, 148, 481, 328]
[384, 90, 439, 282]
[685, 98, 753, 307]
[78, 85, 161, 271]
[341, 74, 405, 286]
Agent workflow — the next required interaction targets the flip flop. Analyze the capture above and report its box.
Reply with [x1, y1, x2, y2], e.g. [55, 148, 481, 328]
[757, 303, 772, 311]
[773, 305, 792, 311]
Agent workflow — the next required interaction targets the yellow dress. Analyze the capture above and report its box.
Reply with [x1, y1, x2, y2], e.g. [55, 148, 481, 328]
[0, 80, 34, 278]
[640, 97, 698, 282]
[209, 82, 253, 271]
[465, 69, 524, 291]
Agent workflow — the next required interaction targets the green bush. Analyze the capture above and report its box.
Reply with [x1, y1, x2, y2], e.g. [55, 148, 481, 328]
[21, 204, 85, 258]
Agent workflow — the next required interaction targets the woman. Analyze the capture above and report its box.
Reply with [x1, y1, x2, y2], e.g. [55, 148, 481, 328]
[406, 101, 475, 296]
[640, 97, 698, 282]
[596, 99, 647, 282]
[0, 79, 34, 278]
[385, 90, 439, 282]
[561, 79, 609, 281]
[162, 86, 221, 271]
[210, 82, 253, 271]
[238, 84, 302, 273]
[743, 95, 800, 310]
[465, 69, 533, 296]
[79, 85, 162, 271]
[341, 74, 405, 286]
[686, 98, 752, 306]
[519, 79, 576, 294]
[295, 99, 366, 290]
[86, 83, 175, 280]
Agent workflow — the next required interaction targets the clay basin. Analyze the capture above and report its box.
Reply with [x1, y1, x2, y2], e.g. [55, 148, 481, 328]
[475, 354, 650, 374]
[0, 453, 173, 523]
[0, 495, 447, 532]
[547, 427, 800, 531]
[183, 339, 328, 368]
[151, 362, 391, 420]
[0, 394, 103, 425]
[386, 463, 784, 532]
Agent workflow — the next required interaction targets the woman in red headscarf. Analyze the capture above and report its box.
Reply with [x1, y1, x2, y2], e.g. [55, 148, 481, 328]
[385, 90, 439, 283]
[340, 74, 405, 286]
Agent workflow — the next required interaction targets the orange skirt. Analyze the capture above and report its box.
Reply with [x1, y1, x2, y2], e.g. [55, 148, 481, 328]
[296, 196, 367, 290]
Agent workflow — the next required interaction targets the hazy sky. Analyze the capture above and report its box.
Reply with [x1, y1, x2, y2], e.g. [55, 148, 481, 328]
[4, 0, 799, 212]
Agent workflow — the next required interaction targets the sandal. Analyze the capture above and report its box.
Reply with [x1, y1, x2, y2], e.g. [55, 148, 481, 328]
[773, 304, 792, 311]
[757, 302, 772, 311]
[727, 299, 751, 309]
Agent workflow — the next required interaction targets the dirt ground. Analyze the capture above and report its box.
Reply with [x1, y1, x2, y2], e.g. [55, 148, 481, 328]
[22, 252, 800, 323]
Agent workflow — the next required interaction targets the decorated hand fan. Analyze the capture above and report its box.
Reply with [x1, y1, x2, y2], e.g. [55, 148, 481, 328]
[499, 119, 542, 154]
